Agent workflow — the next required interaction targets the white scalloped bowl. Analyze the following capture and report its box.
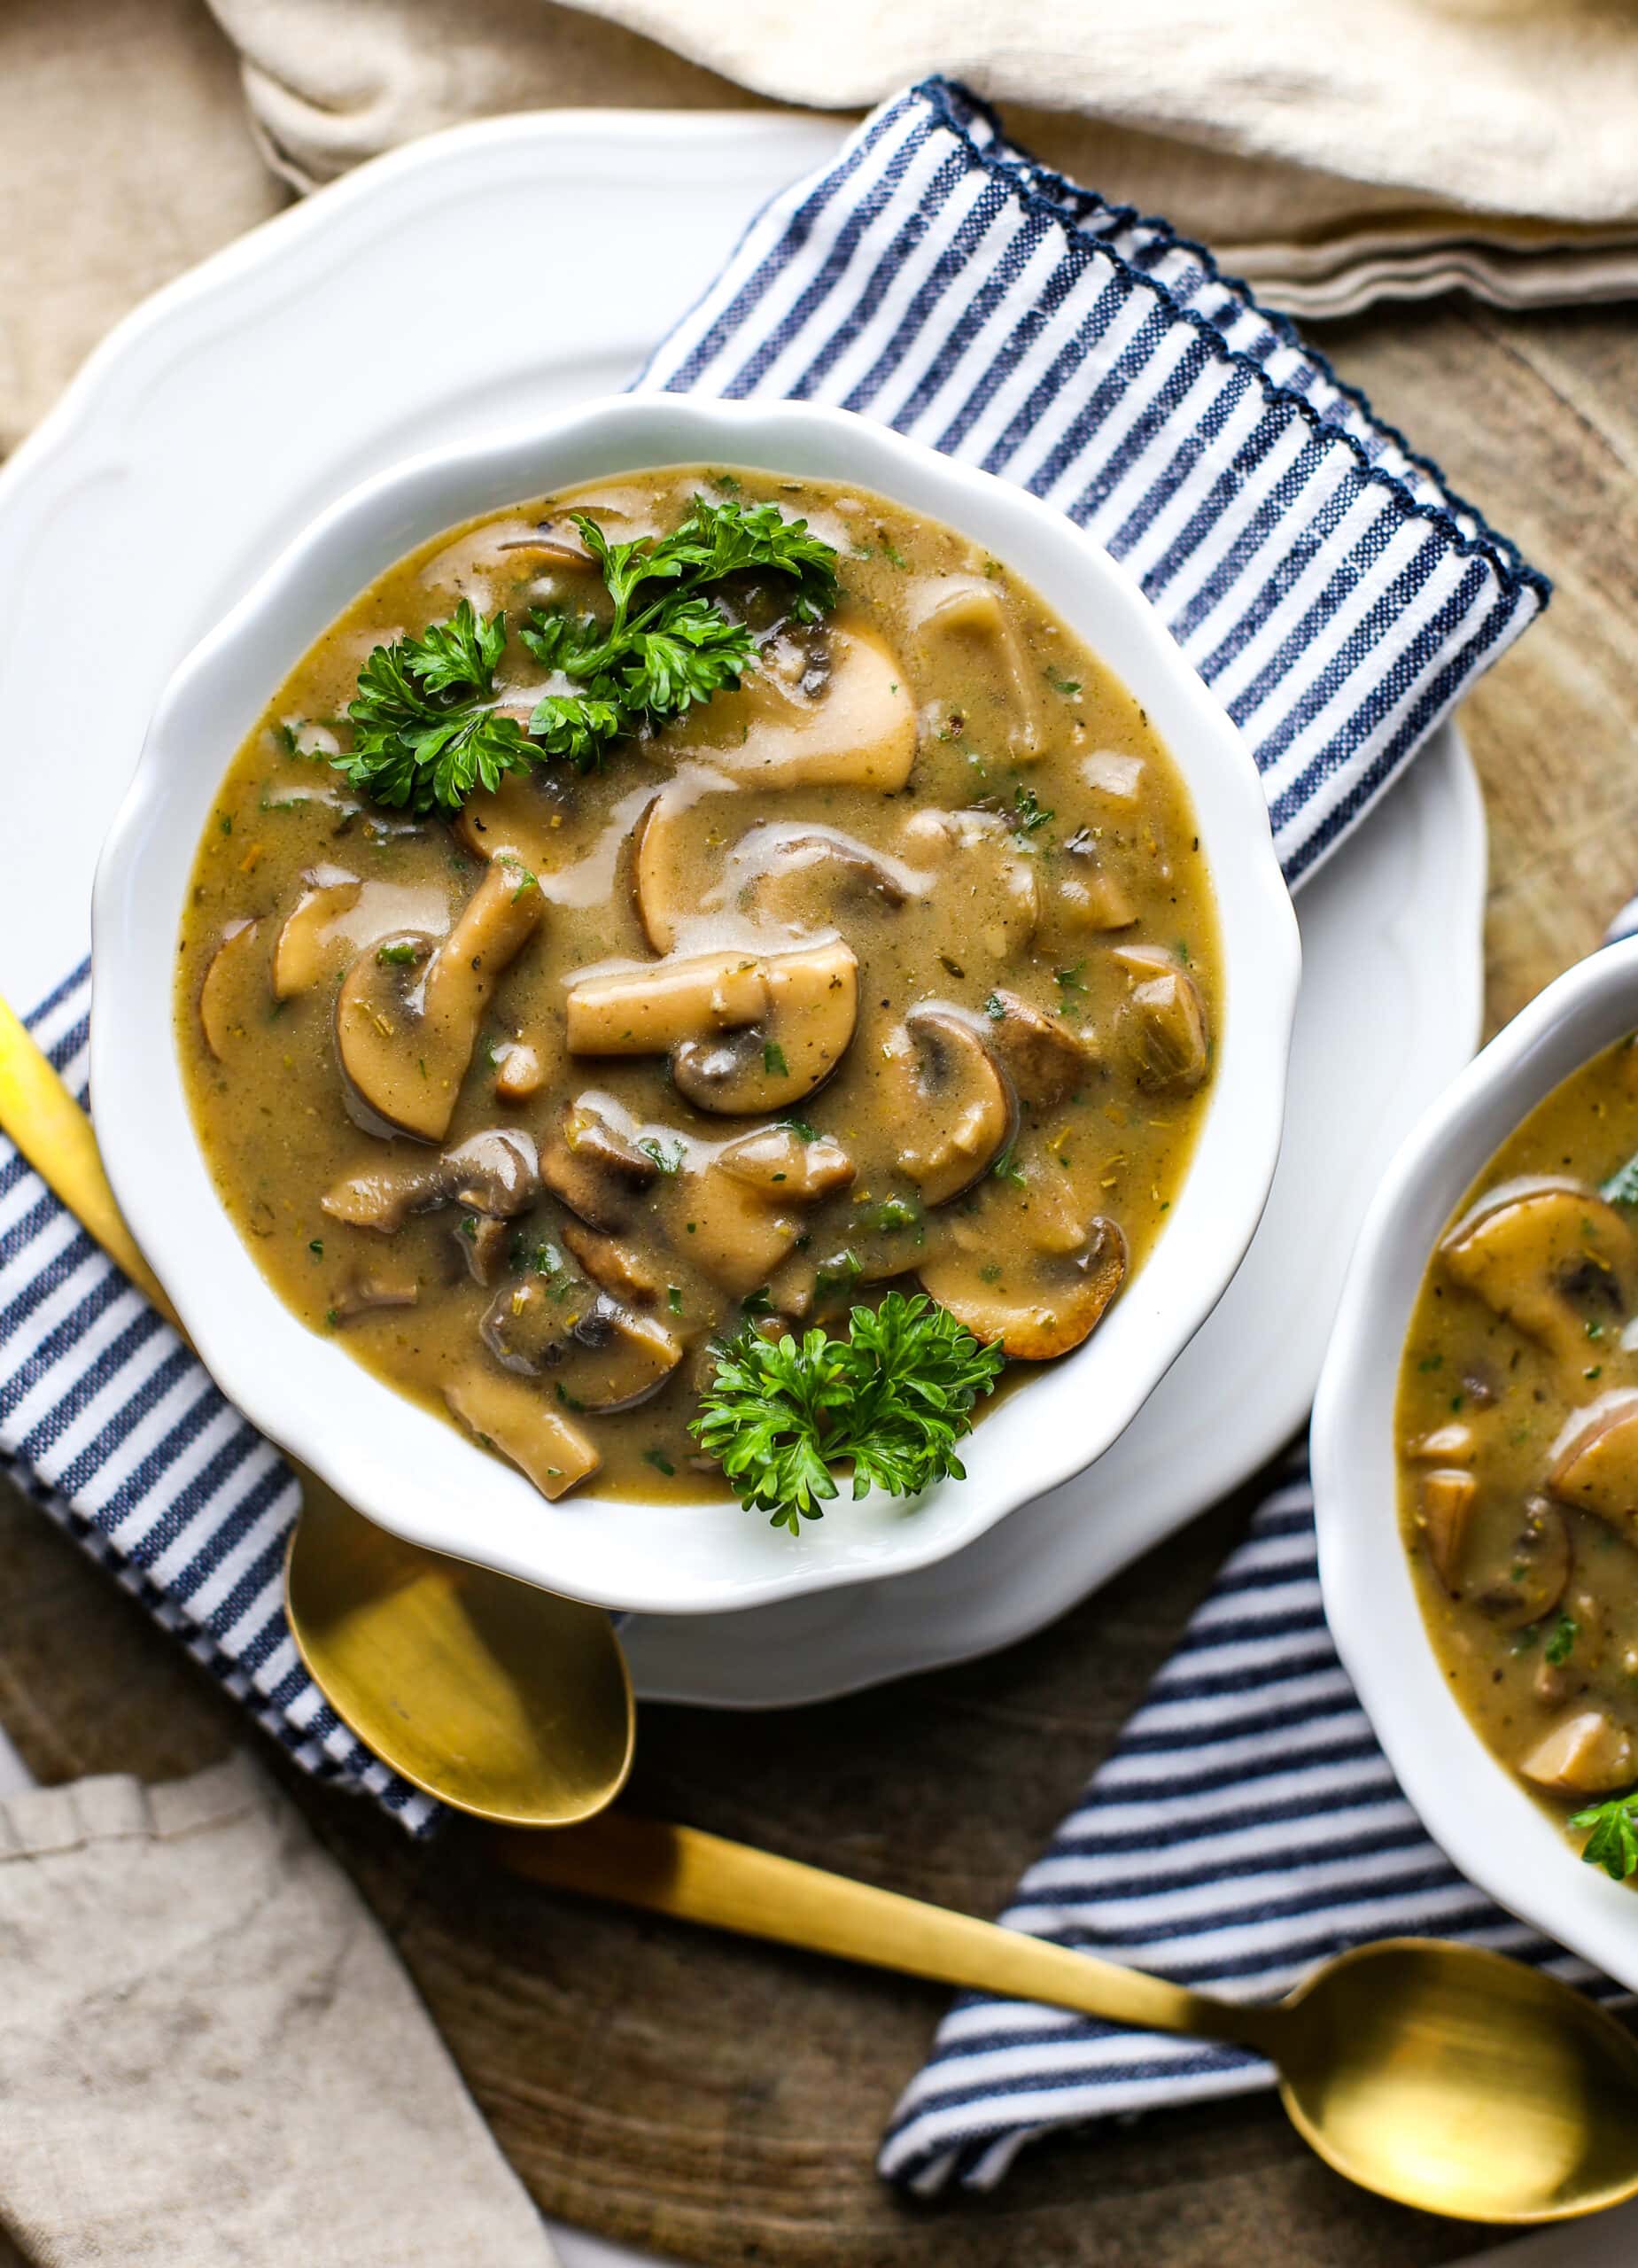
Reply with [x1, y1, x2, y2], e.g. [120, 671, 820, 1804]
[1313, 936, 1638, 1991]
[92, 394, 1299, 1615]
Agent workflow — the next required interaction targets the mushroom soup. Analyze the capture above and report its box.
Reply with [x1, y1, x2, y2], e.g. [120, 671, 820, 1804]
[178, 466, 1220, 1509]
[1397, 1036, 1638, 1862]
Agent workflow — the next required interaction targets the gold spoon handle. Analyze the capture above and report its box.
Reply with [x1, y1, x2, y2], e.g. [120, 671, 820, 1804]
[0, 994, 178, 1326]
[497, 1813, 1284, 2053]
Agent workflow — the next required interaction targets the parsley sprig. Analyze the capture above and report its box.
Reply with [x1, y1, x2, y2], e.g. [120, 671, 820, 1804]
[1571, 1787, 1638, 1881]
[692, 1292, 1004, 1534]
[332, 498, 839, 813]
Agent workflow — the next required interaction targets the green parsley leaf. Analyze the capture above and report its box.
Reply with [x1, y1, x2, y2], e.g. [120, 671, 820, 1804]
[638, 1136, 686, 1176]
[763, 1041, 790, 1078]
[335, 599, 534, 817]
[1571, 1787, 1638, 1881]
[1045, 667, 1081, 696]
[1545, 1611, 1580, 1666]
[1603, 1150, 1638, 1208]
[692, 1291, 1005, 1533]
[1012, 785, 1054, 839]
[377, 941, 420, 966]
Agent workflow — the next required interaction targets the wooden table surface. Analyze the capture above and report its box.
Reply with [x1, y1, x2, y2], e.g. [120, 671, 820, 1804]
[2, 291, 1634, 2268]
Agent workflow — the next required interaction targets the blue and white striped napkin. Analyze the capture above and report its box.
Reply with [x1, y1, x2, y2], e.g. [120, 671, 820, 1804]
[0, 76, 1543, 1851]
[877, 1462, 1624, 2194]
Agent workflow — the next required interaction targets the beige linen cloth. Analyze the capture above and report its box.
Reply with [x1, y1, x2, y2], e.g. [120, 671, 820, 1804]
[0, 1755, 557, 2268]
[207, 0, 1638, 315]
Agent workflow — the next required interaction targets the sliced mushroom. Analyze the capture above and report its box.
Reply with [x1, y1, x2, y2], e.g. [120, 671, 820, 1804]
[717, 1125, 856, 1200]
[899, 809, 1039, 963]
[1547, 1391, 1638, 1539]
[482, 1280, 682, 1412]
[1407, 1421, 1478, 1465]
[692, 623, 916, 791]
[1471, 1496, 1572, 1629]
[322, 1127, 539, 1233]
[1114, 944, 1209, 1092]
[198, 920, 262, 1059]
[455, 1213, 512, 1286]
[445, 1368, 601, 1501]
[492, 1038, 547, 1102]
[564, 948, 768, 1055]
[330, 1268, 420, 1323]
[909, 576, 1043, 761]
[714, 823, 922, 940]
[1055, 831, 1138, 933]
[983, 991, 1100, 1109]
[453, 772, 570, 872]
[1440, 1179, 1633, 1368]
[335, 861, 544, 1141]
[539, 1098, 659, 1231]
[683, 1165, 800, 1297]
[562, 1223, 662, 1305]
[919, 1207, 1127, 1359]
[272, 866, 362, 998]
[1416, 1467, 1477, 1590]
[567, 942, 859, 1115]
[881, 1007, 1016, 1208]
[629, 767, 741, 953]
[1520, 1710, 1637, 1799]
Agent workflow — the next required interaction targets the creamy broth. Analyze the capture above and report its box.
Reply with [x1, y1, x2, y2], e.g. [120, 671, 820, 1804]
[178, 466, 1219, 1507]
[1397, 1036, 1638, 1856]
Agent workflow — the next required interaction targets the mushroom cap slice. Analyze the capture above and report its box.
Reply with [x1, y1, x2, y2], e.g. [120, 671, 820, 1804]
[336, 860, 544, 1141]
[562, 1223, 662, 1306]
[1470, 1495, 1572, 1629]
[456, 1213, 512, 1286]
[1114, 945, 1208, 1093]
[454, 771, 571, 871]
[330, 1269, 421, 1322]
[1521, 1710, 1637, 1798]
[1440, 1177, 1632, 1367]
[683, 1166, 800, 1297]
[493, 1038, 547, 1102]
[482, 1280, 682, 1413]
[539, 1098, 660, 1231]
[321, 1127, 540, 1233]
[1547, 1389, 1638, 1537]
[445, 1368, 600, 1501]
[564, 949, 768, 1056]
[198, 919, 263, 1059]
[271, 866, 361, 999]
[919, 1210, 1128, 1359]
[881, 1006, 1017, 1208]
[1416, 1466, 1477, 1590]
[717, 1125, 856, 1200]
[629, 767, 741, 954]
[984, 990, 1100, 1109]
[689, 624, 915, 791]
[908, 575, 1043, 763]
[712, 822, 922, 943]
[671, 941, 859, 1115]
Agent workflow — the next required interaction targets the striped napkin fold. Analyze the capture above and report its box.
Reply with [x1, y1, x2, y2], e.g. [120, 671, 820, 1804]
[877, 1462, 1626, 2194]
[0, 80, 1543, 1845]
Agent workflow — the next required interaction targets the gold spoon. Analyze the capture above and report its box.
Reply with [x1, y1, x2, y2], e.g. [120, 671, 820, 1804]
[502, 1811, 1638, 2225]
[0, 994, 635, 1828]
[12, 998, 1638, 2224]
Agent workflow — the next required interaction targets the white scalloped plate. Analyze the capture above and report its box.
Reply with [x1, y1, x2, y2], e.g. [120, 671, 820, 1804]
[0, 109, 1485, 1705]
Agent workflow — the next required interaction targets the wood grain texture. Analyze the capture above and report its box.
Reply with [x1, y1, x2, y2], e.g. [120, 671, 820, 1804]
[2, 294, 1632, 2266]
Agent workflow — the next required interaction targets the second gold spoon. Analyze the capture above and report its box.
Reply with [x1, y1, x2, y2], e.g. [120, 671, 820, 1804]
[0, 993, 635, 1828]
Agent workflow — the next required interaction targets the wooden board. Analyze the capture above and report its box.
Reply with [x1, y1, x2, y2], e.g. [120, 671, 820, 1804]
[2, 293, 1634, 2267]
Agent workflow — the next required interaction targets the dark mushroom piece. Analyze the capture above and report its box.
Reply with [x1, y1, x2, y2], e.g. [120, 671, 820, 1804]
[1470, 1496, 1572, 1630]
[713, 822, 922, 939]
[335, 859, 544, 1141]
[1114, 944, 1208, 1092]
[445, 1367, 600, 1501]
[539, 1099, 660, 1232]
[879, 1006, 1017, 1208]
[716, 1125, 855, 1201]
[455, 1214, 512, 1286]
[482, 1279, 683, 1413]
[322, 1127, 539, 1233]
[562, 1223, 662, 1306]
[983, 990, 1100, 1110]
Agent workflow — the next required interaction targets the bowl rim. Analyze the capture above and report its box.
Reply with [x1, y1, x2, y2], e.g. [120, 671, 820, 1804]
[91, 392, 1300, 1615]
[1313, 933, 1638, 1990]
